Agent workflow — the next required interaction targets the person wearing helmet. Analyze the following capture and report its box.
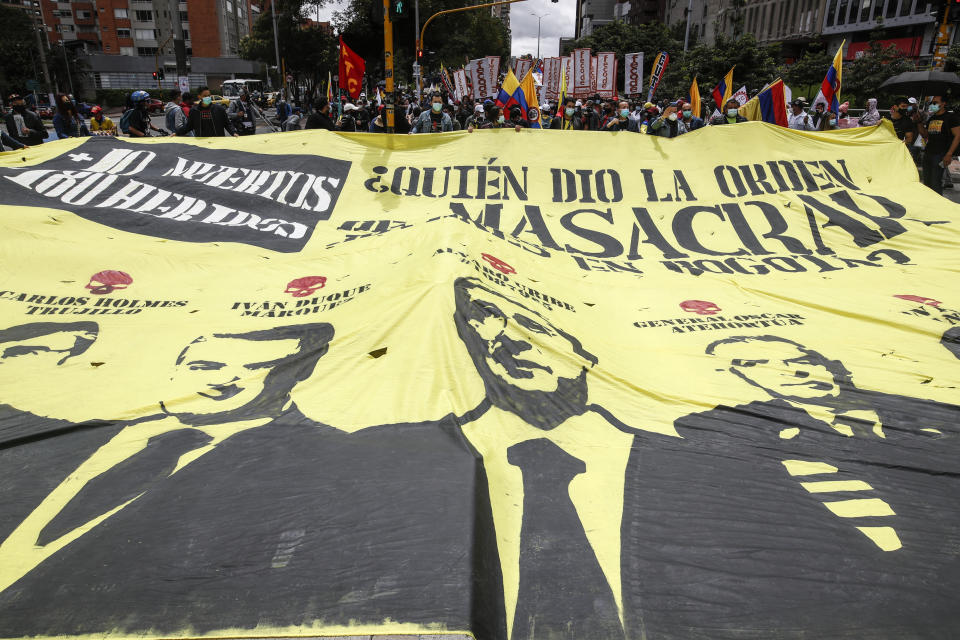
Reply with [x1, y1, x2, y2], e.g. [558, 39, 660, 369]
[128, 90, 161, 137]
[88, 106, 115, 135]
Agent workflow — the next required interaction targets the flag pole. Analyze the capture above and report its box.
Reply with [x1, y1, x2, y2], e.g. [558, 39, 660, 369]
[383, 0, 396, 133]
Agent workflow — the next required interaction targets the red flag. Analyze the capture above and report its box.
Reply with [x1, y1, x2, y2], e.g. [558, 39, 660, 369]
[338, 36, 365, 100]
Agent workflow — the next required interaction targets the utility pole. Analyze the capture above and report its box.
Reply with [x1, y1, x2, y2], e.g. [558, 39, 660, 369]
[383, 0, 395, 132]
[413, 0, 420, 99]
[60, 43, 75, 96]
[167, 0, 188, 83]
[155, 35, 172, 91]
[271, 0, 281, 90]
[683, 0, 693, 52]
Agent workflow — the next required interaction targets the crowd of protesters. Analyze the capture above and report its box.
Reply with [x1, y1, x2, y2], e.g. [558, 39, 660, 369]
[2, 85, 958, 192]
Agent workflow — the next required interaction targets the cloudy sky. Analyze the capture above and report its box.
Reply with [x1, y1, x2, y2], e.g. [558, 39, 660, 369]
[314, 0, 578, 58]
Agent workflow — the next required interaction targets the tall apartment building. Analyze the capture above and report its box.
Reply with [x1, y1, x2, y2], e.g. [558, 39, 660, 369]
[2, 0, 263, 92]
[573, 0, 663, 38]
[491, 0, 510, 37]
[663, 0, 950, 64]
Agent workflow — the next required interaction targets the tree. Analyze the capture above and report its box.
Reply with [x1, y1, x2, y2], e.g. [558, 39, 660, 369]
[324, 0, 508, 87]
[843, 40, 915, 107]
[240, 0, 338, 101]
[781, 43, 832, 100]
[944, 42, 960, 73]
[654, 34, 780, 106]
[0, 5, 42, 99]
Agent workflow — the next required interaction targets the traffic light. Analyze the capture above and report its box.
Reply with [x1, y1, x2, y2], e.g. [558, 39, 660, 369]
[152, 71, 158, 80]
[417, 48, 423, 61]
[158, 69, 165, 80]
[392, 0, 405, 17]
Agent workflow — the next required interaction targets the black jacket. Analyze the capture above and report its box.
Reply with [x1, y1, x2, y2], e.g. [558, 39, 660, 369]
[5, 109, 45, 146]
[175, 104, 236, 137]
[304, 111, 335, 130]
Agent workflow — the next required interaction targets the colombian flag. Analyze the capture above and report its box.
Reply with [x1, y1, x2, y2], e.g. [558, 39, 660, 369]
[495, 69, 532, 122]
[711, 67, 735, 109]
[739, 79, 789, 127]
[519, 69, 542, 129]
[820, 42, 845, 113]
[555, 67, 567, 118]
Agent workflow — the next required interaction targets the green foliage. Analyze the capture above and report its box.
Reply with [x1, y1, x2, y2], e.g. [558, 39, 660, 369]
[94, 89, 137, 107]
[943, 42, 960, 73]
[0, 5, 43, 99]
[326, 0, 508, 87]
[781, 43, 832, 94]
[240, 0, 338, 98]
[843, 40, 915, 107]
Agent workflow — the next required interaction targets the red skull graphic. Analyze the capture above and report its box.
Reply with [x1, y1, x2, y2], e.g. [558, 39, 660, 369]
[85, 270, 133, 295]
[285, 276, 327, 298]
[894, 294, 942, 308]
[481, 253, 516, 275]
[680, 300, 721, 315]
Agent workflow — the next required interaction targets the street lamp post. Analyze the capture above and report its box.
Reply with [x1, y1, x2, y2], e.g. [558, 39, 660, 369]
[271, 0, 281, 91]
[530, 12, 545, 59]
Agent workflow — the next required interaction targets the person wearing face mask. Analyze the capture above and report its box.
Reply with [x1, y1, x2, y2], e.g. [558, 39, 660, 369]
[412, 92, 453, 133]
[709, 98, 748, 125]
[916, 95, 960, 195]
[549, 98, 585, 130]
[603, 100, 639, 132]
[811, 102, 826, 128]
[679, 100, 704, 131]
[467, 105, 522, 132]
[174, 87, 238, 138]
[886, 97, 916, 145]
[4, 93, 45, 146]
[649, 101, 689, 138]
[53, 93, 89, 138]
[818, 110, 839, 131]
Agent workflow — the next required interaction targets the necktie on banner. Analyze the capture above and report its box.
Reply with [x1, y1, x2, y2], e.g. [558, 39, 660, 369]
[647, 51, 669, 103]
[508, 439, 625, 640]
[711, 66, 735, 109]
[820, 41, 845, 114]
[338, 36, 365, 100]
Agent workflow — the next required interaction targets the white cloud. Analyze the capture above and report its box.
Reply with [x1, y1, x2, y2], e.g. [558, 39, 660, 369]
[509, 0, 577, 58]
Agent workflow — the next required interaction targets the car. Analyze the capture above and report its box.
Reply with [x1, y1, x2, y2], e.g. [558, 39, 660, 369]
[146, 98, 163, 113]
[36, 104, 54, 119]
[209, 94, 231, 106]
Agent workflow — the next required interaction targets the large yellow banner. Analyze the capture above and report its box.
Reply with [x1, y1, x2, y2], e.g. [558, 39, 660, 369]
[0, 122, 958, 640]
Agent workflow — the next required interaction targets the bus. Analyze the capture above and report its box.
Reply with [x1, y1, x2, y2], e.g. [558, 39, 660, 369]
[221, 79, 264, 98]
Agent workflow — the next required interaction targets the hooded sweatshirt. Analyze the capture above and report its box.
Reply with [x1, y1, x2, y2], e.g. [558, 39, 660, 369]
[859, 98, 881, 127]
[164, 101, 187, 133]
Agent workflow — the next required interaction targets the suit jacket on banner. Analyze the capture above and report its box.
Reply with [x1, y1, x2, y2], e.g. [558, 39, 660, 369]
[0, 415, 504, 638]
[621, 393, 960, 640]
